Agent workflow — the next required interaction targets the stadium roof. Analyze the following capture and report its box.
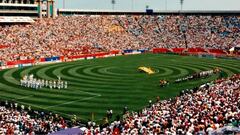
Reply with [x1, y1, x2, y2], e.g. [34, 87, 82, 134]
[0, 16, 34, 23]
[0, 3, 37, 7]
[58, 9, 240, 15]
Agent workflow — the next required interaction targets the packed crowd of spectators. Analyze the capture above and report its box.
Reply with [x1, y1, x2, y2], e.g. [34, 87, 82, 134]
[0, 101, 76, 135]
[0, 15, 239, 63]
[85, 74, 240, 134]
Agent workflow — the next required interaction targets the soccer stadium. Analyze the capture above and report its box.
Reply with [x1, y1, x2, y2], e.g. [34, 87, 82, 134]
[0, 0, 240, 134]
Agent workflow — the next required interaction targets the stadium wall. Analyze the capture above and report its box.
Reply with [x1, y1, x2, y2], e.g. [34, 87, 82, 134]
[0, 51, 121, 70]
[0, 49, 240, 70]
[58, 9, 240, 16]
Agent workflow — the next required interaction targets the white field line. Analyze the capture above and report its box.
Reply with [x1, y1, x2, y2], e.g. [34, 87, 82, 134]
[44, 94, 102, 109]
[71, 89, 101, 96]
[14, 95, 34, 100]
[16, 100, 73, 117]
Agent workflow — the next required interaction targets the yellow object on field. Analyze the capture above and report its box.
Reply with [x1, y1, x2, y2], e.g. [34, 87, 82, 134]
[138, 67, 155, 74]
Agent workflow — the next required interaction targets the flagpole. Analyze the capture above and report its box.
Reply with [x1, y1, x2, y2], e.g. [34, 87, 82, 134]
[180, 0, 184, 11]
[111, 0, 115, 10]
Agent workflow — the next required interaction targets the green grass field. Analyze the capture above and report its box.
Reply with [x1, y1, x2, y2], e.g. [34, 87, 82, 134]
[0, 54, 239, 122]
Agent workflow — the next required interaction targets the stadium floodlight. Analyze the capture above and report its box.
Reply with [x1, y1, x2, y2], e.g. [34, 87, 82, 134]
[111, 0, 115, 10]
[145, 5, 149, 9]
[180, 0, 184, 10]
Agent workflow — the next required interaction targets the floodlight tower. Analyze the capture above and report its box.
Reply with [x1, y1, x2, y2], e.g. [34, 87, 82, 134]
[180, 0, 184, 11]
[37, 0, 55, 18]
[47, 0, 55, 18]
[111, 0, 115, 10]
[37, 0, 43, 18]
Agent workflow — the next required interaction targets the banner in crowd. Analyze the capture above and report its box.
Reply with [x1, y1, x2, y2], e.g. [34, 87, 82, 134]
[153, 48, 227, 55]
[18, 63, 33, 68]
[172, 48, 185, 53]
[0, 49, 239, 70]
[67, 52, 120, 60]
[110, 50, 120, 54]
[152, 48, 169, 53]
[187, 48, 206, 53]
[123, 49, 148, 54]
[45, 56, 60, 62]
[208, 49, 226, 55]
[6, 59, 35, 66]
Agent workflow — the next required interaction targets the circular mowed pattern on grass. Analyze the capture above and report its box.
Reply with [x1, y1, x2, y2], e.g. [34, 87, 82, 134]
[0, 54, 239, 121]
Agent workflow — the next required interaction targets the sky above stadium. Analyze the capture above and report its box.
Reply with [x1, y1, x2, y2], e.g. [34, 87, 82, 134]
[56, 0, 240, 11]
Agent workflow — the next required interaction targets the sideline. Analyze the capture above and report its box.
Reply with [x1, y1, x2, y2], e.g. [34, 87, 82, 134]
[14, 95, 34, 100]
[44, 94, 102, 109]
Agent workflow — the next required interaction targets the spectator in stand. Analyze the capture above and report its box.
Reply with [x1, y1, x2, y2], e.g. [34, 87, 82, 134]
[0, 102, 75, 134]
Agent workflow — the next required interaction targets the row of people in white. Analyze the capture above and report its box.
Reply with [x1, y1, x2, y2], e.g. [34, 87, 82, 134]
[175, 69, 216, 83]
[199, 69, 214, 77]
[20, 74, 68, 90]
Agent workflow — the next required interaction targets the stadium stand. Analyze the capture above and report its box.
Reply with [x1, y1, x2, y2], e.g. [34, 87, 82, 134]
[0, 15, 239, 66]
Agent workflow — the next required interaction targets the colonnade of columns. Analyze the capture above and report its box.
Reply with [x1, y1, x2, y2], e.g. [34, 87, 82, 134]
[38, 0, 55, 18]
[0, 0, 56, 18]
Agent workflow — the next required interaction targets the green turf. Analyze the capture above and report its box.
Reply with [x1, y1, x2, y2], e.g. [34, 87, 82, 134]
[0, 53, 239, 122]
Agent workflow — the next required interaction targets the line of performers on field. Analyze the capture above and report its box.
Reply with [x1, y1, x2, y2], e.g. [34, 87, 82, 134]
[159, 67, 221, 87]
[174, 67, 221, 83]
[20, 74, 68, 90]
